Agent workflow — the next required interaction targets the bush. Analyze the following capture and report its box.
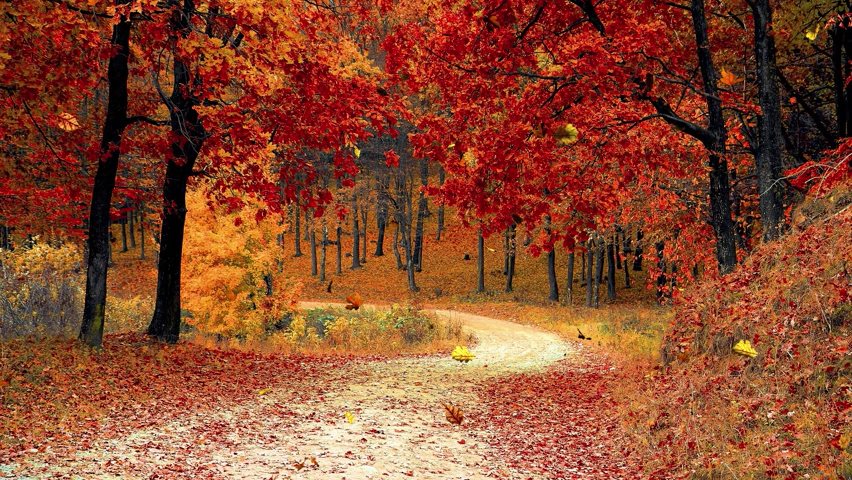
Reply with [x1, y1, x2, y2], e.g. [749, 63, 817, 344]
[0, 242, 83, 339]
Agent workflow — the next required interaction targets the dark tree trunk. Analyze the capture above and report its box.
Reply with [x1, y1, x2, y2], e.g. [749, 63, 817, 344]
[360, 207, 367, 265]
[128, 209, 136, 248]
[476, 228, 485, 293]
[435, 166, 445, 241]
[139, 206, 146, 260]
[585, 240, 594, 307]
[504, 224, 516, 293]
[375, 176, 388, 256]
[832, 18, 852, 138]
[293, 204, 303, 257]
[545, 217, 558, 302]
[147, 7, 206, 343]
[336, 225, 342, 275]
[319, 222, 327, 282]
[593, 236, 604, 308]
[413, 159, 428, 272]
[748, 0, 786, 241]
[309, 220, 318, 277]
[656, 241, 668, 301]
[565, 251, 575, 306]
[351, 195, 361, 269]
[614, 230, 621, 269]
[606, 242, 616, 301]
[633, 230, 643, 271]
[120, 217, 128, 252]
[80, 8, 131, 348]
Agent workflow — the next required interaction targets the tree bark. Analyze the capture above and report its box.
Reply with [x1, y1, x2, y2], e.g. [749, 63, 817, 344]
[147, 4, 207, 343]
[375, 175, 388, 256]
[360, 206, 367, 265]
[545, 217, 558, 302]
[80, 7, 131, 348]
[336, 224, 342, 274]
[293, 204, 303, 257]
[748, 0, 786, 241]
[309, 218, 318, 277]
[128, 209, 136, 248]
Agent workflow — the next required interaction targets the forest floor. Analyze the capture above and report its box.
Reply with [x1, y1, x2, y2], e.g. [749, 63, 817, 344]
[2, 303, 634, 479]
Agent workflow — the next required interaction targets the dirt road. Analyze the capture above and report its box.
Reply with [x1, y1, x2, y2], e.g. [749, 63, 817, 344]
[5, 305, 572, 479]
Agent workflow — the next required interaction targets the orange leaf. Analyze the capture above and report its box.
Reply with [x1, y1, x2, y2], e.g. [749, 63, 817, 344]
[719, 68, 742, 87]
[345, 292, 362, 310]
[443, 403, 464, 424]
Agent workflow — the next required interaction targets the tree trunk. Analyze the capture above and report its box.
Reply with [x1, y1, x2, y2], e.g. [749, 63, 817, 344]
[585, 240, 594, 307]
[748, 0, 786, 241]
[545, 217, 558, 302]
[392, 222, 403, 270]
[80, 8, 131, 348]
[565, 251, 575, 306]
[614, 230, 621, 269]
[147, 11, 206, 343]
[360, 206, 367, 265]
[656, 241, 668, 301]
[309, 219, 318, 277]
[128, 209, 136, 248]
[293, 204, 303, 257]
[504, 224, 516, 293]
[351, 195, 361, 269]
[593, 235, 604, 308]
[413, 159, 428, 272]
[120, 217, 128, 252]
[476, 228, 485, 293]
[435, 166, 445, 241]
[319, 222, 327, 282]
[139, 206, 146, 260]
[606, 242, 616, 301]
[633, 230, 643, 271]
[336, 225, 342, 275]
[375, 176, 387, 256]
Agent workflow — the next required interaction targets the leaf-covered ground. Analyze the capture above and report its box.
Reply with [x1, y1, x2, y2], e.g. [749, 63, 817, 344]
[1, 308, 634, 479]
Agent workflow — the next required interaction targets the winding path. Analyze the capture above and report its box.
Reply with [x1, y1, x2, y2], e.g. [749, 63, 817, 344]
[10, 304, 573, 479]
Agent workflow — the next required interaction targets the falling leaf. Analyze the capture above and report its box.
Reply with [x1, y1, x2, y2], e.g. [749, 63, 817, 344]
[553, 123, 579, 145]
[443, 403, 464, 424]
[733, 339, 757, 358]
[719, 68, 742, 87]
[345, 293, 362, 310]
[344, 411, 355, 424]
[451, 345, 475, 363]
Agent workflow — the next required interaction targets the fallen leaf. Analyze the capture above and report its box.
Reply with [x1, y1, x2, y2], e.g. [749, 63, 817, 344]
[443, 403, 464, 424]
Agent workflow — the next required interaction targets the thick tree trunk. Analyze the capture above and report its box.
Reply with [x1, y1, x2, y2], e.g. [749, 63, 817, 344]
[748, 0, 786, 241]
[80, 9, 131, 348]
[504, 224, 516, 293]
[293, 204, 303, 257]
[691, 0, 738, 274]
[147, 12, 206, 343]
[565, 251, 575, 306]
[435, 166, 445, 241]
[606, 242, 616, 301]
[476, 228, 485, 293]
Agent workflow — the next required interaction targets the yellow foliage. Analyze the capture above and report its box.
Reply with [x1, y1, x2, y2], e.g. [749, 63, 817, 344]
[732, 339, 757, 358]
[451, 345, 475, 362]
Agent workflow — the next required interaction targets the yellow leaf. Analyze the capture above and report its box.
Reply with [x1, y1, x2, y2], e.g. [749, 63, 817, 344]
[344, 411, 355, 424]
[806, 25, 821, 42]
[733, 340, 757, 358]
[451, 345, 475, 363]
[354, 146, 361, 158]
[720, 68, 742, 87]
[258, 388, 270, 395]
[553, 123, 579, 146]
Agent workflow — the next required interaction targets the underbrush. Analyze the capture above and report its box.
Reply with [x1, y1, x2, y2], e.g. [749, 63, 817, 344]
[629, 190, 851, 478]
[190, 304, 469, 356]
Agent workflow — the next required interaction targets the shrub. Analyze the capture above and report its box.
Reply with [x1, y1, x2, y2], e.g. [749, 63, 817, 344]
[0, 242, 83, 339]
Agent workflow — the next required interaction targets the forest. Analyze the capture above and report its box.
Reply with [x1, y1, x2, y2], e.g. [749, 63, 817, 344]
[0, 0, 850, 478]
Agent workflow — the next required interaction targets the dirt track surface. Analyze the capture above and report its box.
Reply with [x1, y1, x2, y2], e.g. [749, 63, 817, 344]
[4, 304, 573, 479]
